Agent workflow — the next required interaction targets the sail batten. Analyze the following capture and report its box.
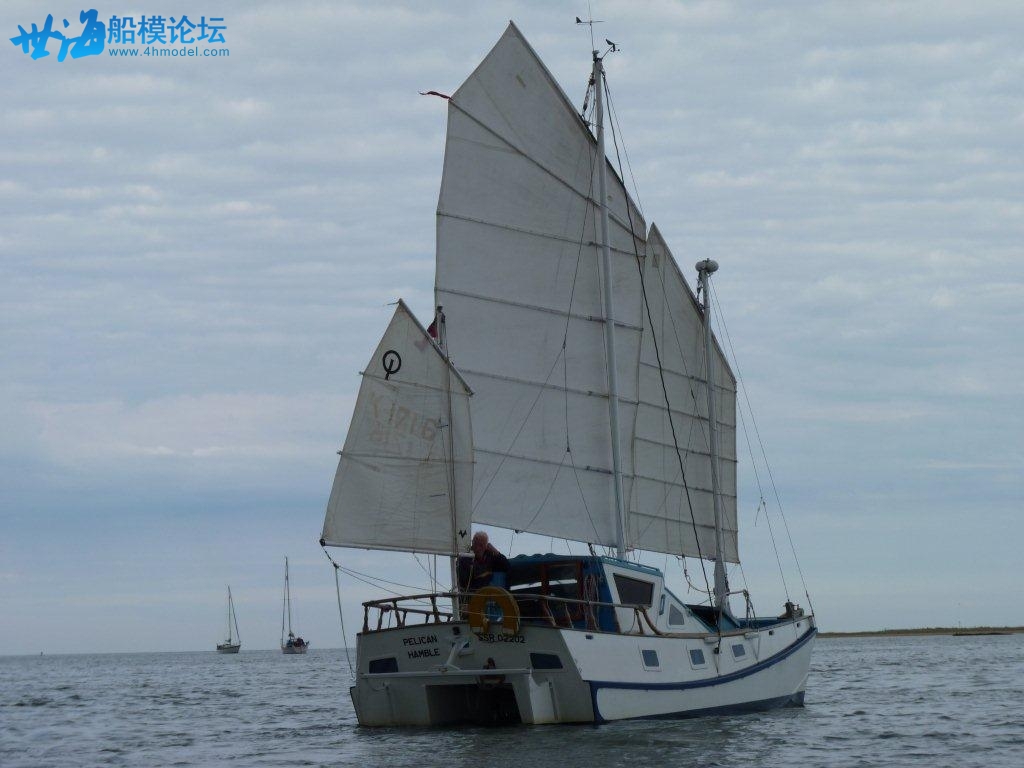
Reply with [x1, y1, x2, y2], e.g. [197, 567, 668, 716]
[454, 368, 641, 403]
[441, 110, 645, 243]
[439, 210, 647, 260]
[435, 286, 645, 331]
[474, 446, 613, 474]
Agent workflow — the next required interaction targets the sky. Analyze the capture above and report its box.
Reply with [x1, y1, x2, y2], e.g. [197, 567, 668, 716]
[2, 0, 1022, 655]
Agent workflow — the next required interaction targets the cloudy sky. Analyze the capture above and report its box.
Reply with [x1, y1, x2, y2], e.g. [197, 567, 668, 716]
[2, 0, 1022, 654]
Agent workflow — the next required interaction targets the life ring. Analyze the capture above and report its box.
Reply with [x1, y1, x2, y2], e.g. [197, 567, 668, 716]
[467, 586, 521, 635]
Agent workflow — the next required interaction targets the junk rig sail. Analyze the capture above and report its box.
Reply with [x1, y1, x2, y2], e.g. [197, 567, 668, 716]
[321, 22, 814, 726]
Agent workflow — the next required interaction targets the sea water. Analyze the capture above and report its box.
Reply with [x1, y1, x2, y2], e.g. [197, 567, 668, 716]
[2, 635, 1022, 767]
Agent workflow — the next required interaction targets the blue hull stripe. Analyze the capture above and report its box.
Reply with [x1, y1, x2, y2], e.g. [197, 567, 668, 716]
[588, 627, 816, 722]
[630, 690, 806, 721]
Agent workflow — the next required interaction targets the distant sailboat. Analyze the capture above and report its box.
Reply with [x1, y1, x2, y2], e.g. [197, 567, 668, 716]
[281, 557, 309, 654]
[216, 586, 241, 654]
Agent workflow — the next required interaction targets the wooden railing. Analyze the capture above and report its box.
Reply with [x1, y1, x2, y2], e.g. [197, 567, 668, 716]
[361, 590, 663, 635]
[361, 592, 453, 632]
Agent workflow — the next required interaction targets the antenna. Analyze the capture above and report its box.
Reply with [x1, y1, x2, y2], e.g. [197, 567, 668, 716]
[577, 8, 618, 119]
[574, 4, 603, 52]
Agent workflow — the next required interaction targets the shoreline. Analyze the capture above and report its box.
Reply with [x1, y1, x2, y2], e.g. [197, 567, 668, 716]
[819, 626, 1023, 638]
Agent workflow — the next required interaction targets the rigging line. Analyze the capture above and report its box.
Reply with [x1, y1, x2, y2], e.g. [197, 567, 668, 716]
[604, 75, 712, 600]
[557, 76, 625, 551]
[749, 495, 789, 599]
[471, 345, 565, 514]
[320, 547, 355, 678]
[631, 360, 723, 543]
[472, 120, 599, 519]
[331, 563, 434, 594]
[707, 287, 765, 498]
[446, 102, 644, 243]
[642, 269, 712, 554]
[412, 553, 437, 591]
[639, 267, 692, 550]
[709, 282, 795, 603]
[648, 253, 713, 464]
[726, 380, 790, 600]
[517, 451, 570, 535]
[737, 560, 750, 595]
[626, 211, 715, 548]
[566, 442, 604, 544]
[605, 84, 644, 220]
[557, 100, 603, 535]
[563, 106, 599, 449]
[709, 292, 766, 512]
[335, 567, 407, 598]
[626, 257, 726, 556]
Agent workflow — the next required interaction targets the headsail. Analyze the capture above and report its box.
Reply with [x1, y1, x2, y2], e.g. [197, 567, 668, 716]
[321, 301, 473, 556]
[435, 22, 647, 548]
[630, 225, 738, 562]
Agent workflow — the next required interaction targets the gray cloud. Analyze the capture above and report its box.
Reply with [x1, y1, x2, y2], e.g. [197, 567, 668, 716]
[1, 1, 1021, 652]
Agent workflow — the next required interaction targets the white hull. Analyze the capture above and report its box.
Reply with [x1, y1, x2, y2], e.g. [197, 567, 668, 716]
[281, 644, 308, 655]
[216, 643, 240, 654]
[350, 616, 814, 725]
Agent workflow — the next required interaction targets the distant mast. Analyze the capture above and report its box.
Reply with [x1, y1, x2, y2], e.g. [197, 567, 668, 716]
[227, 586, 236, 643]
[592, 45, 627, 559]
[697, 259, 729, 612]
[282, 557, 293, 641]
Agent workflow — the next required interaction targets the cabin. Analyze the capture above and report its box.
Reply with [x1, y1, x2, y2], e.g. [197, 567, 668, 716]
[504, 553, 749, 635]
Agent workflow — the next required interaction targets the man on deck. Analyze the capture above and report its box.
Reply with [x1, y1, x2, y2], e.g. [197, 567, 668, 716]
[458, 531, 509, 592]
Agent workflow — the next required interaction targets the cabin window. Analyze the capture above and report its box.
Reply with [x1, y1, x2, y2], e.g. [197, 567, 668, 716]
[732, 644, 746, 659]
[613, 574, 654, 607]
[507, 561, 581, 600]
[368, 657, 398, 674]
[530, 653, 563, 670]
[689, 648, 706, 667]
[668, 604, 686, 626]
[641, 649, 660, 669]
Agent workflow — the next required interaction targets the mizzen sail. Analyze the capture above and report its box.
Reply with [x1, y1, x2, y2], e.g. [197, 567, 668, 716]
[630, 225, 738, 562]
[321, 301, 473, 555]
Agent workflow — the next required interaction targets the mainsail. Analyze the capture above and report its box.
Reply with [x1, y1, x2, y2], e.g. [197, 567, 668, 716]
[435, 22, 646, 549]
[434, 23, 739, 562]
[321, 301, 473, 555]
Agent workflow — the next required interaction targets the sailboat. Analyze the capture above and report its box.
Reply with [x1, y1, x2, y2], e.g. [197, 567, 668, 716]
[216, 586, 241, 654]
[321, 22, 815, 725]
[281, 557, 309, 654]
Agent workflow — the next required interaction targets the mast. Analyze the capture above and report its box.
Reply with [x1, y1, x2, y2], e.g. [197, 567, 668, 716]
[697, 259, 729, 611]
[284, 557, 293, 636]
[593, 49, 627, 559]
[437, 307, 461, 613]
[225, 585, 238, 647]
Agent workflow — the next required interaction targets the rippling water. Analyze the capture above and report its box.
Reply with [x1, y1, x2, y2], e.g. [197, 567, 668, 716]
[2, 635, 1022, 767]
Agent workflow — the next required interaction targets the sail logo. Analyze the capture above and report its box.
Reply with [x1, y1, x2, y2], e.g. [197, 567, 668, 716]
[10, 10, 228, 62]
[368, 391, 439, 448]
